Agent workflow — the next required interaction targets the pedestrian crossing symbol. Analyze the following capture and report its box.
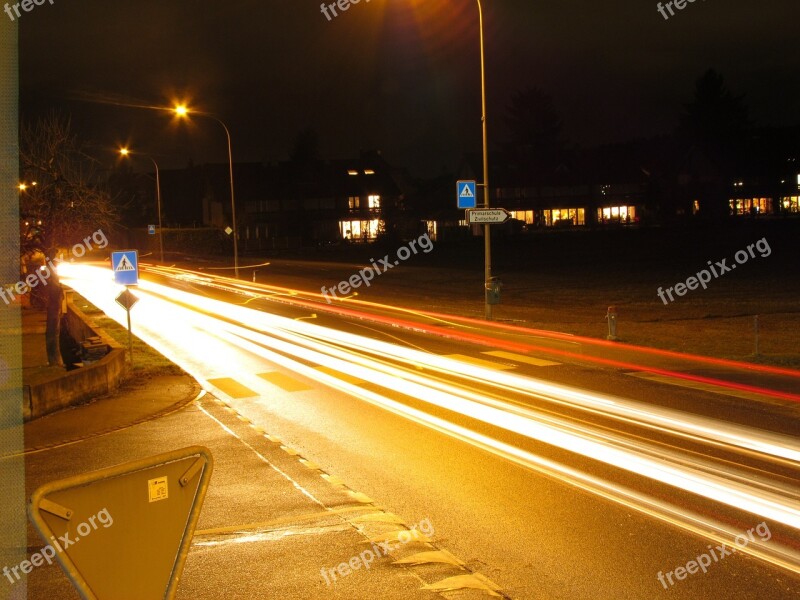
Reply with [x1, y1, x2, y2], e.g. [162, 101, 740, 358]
[111, 250, 139, 285]
[115, 256, 135, 271]
[457, 180, 477, 208]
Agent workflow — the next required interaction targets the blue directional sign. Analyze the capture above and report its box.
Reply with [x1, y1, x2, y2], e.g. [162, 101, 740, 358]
[147, 224, 156, 235]
[457, 180, 477, 209]
[111, 250, 139, 286]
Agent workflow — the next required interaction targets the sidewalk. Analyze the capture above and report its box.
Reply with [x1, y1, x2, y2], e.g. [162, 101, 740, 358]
[15, 313, 503, 599]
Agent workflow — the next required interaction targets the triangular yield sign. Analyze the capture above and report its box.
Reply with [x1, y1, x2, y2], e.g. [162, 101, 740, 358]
[28, 446, 213, 600]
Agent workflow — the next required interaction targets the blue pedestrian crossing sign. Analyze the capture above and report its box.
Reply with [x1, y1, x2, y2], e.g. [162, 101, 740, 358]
[112, 250, 139, 286]
[457, 180, 477, 208]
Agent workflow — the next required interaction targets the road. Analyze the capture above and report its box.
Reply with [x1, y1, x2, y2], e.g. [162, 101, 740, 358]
[58, 261, 800, 599]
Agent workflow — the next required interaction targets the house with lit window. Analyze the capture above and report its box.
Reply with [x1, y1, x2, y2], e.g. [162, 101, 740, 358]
[673, 125, 800, 219]
[442, 145, 654, 234]
[232, 150, 413, 251]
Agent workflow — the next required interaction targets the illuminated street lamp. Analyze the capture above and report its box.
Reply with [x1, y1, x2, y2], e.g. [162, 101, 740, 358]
[173, 104, 239, 279]
[416, 1, 492, 317]
[475, 0, 493, 320]
[119, 147, 164, 262]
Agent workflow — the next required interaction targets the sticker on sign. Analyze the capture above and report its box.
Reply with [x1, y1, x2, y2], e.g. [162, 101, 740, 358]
[467, 208, 511, 224]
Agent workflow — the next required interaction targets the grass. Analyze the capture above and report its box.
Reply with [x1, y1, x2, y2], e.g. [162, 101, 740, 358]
[71, 293, 185, 378]
[262, 219, 800, 368]
[73, 220, 800, 370]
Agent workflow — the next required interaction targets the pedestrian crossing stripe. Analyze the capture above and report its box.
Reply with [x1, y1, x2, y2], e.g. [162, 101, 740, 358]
[115, 255, 135, 271]
[482, 351, 561, 367]
[444, 354, 514, 371]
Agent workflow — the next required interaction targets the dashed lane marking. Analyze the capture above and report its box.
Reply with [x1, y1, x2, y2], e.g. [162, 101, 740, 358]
[197, 395, 511, 598]
[321, 473, 345, 486]
[482, 350, 561, 367]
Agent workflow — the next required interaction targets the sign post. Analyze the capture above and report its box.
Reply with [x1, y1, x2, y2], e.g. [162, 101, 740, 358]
[111, 251, 139, 366]
[115, 289, 139, 365]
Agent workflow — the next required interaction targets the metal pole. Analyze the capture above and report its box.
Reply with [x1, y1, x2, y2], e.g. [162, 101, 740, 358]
[477, 0, 492, 320]
[150, 156, 164, 263]
[207, 115, 239, 279]
[125, 287, 133, 367]
[754, 314, 760, 356]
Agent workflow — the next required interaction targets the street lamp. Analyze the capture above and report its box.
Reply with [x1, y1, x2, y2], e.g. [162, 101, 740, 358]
[419, 1, 492, 317]
[119, 147, 164, 263]
[173, 104, 239, 279]
[476, 0, 492, 320]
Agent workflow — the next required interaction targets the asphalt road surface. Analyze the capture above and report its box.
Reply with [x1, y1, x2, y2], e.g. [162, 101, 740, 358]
[58, 261, 800, 600]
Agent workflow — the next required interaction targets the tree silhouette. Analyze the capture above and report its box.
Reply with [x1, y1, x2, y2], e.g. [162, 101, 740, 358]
[503, 86, 566, 179]
[679, 69, 751, 168]
[289, 128, 321, 166]
[20, 113, 117, 366]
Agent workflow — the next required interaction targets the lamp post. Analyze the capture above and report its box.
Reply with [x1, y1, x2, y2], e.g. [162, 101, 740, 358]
[119, 148, 164, 263]
[173, 105, 239, 279]
[476, 0, 492, 320]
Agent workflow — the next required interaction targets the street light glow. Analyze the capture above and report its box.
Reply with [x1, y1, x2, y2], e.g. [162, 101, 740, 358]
[168, 103, 239, 278]
[117, 145, 165, 262]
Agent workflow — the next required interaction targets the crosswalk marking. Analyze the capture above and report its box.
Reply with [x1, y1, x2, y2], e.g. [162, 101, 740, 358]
[315, 366, 366, 386]
[258, 371, 312, 392]
[207, 377, 258, 399]
[443, 354, 514, 370]
[482, 350, 560, 367]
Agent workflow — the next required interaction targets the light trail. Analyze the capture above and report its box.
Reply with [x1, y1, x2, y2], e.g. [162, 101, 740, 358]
[136, 267, 800, 467]
[145, 264, 800, 402]
[59, 263, 800, 575]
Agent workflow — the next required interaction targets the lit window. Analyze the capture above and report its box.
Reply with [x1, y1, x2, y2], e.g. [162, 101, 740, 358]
[339, 219, 382, 241]
[599, 206, 634, 223]
[368, 194, 381, 209]
[364, 169, 375, 175]
[425, 220, 438, 240]
[348, 196, 360, 210]
[347, 170, 358, 176]
[510, 210, 534, 224]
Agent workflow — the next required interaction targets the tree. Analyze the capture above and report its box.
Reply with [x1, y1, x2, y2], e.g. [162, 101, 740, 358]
[678, 69, 751, 167]
[19, 113, 117, 366]
[289, 128, 321, 166]
[503, 86, 567, 179]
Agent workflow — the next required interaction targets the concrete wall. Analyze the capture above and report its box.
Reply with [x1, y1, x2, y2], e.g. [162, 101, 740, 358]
[23, 299, 129, 421]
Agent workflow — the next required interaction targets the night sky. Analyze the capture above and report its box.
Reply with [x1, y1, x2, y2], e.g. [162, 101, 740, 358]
[17, 0, 800, 177]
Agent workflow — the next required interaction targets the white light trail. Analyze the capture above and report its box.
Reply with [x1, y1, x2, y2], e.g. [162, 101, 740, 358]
[59, 263, 800, 573]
